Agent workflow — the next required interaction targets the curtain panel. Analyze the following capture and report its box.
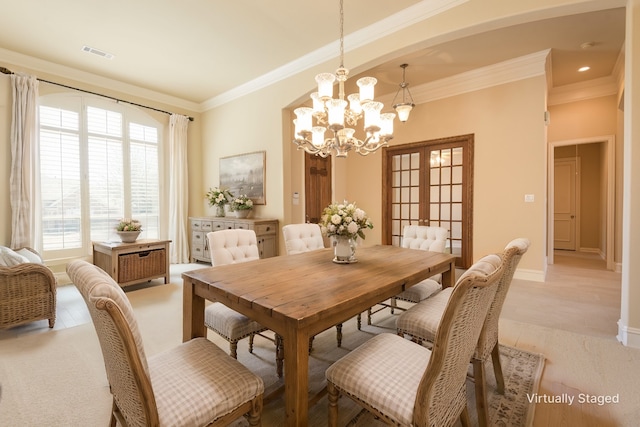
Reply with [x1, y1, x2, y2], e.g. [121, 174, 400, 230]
[10, 73, 40, 250]
[168, 114, 190, 263]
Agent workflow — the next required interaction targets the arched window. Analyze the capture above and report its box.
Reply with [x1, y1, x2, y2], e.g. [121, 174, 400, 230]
[38, 94, 163, 259]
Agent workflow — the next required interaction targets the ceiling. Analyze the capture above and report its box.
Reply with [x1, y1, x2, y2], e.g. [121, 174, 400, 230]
[0, 1, 625, 109]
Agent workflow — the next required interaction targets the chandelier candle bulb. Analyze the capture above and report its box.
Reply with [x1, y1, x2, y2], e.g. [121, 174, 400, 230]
[294, 107, 313, 134]
[348, 93, 362, 114]
[316, 73, 335, 100]
[363, 101, 383, 129]
[357, 77, 376, 103]
[312, 127, 326, 147]
[327, 99, 347, 127]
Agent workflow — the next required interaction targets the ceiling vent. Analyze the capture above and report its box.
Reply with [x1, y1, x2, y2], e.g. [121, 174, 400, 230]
[82, 45, 114, 60]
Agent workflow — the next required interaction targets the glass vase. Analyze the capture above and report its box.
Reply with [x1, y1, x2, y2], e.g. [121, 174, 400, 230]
[215, 205, 226, 217]
[333, 235, 357, 263]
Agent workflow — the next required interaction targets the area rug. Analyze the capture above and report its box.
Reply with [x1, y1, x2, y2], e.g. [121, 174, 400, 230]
[0, 275, 544, 427]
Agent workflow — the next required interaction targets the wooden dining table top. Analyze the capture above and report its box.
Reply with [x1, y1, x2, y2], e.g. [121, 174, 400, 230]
[182, 244, 456, 336]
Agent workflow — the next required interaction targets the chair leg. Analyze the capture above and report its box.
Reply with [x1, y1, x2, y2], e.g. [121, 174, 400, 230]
[336, 323, 343, 347]
[473, 358, 489, 427]
[247, 395, 263, 426]
[390, 296, 397, 314]
[249, 334, 255, 353]
[229, 341, 238, 359]
[367, 307, 372, 325]
[357, 313, 362, 330]
[491, 343, 505, 394]
[275, 334, 284, 378]
[327, 381, 339, 427]
[459, 405, 471, 427]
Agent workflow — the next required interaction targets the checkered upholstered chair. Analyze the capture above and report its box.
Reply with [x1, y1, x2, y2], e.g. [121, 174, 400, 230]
[326, 252, 504, 427]
[366, 225, 449, 326]
[204, 229, 268, 359]
[67, 260, 264, 427]
[396, 238, 529, 427]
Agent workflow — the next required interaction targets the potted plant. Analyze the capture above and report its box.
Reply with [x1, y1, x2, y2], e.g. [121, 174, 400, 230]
[206, 187, 234, 217]
[229, 194, 254, 218]
[116, 218, 142, 242]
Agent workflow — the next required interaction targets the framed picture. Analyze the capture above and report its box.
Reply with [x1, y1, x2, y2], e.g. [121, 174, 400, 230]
[219, 151, 266, 205]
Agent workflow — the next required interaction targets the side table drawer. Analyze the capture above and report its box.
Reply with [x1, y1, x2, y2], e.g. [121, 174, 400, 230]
[118, 248, 166, 283]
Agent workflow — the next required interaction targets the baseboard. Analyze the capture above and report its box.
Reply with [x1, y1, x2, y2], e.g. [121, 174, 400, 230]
[55, 272, 72, 286]
[514, 268, 545, 282]
[617, 320, 640, 349]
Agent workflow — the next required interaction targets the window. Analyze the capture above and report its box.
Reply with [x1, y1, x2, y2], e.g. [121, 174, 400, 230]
[39, 95, 162, 259]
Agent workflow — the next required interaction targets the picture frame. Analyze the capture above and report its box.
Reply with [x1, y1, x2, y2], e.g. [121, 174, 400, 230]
[219, 151, 266, 205]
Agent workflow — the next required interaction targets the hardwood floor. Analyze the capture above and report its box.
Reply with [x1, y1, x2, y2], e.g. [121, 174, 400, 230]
[1, 252, 630, 425]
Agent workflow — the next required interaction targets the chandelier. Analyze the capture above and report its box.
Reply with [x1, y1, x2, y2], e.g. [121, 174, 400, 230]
[392, 64, 415, 122]
[293, 0, 395, 158]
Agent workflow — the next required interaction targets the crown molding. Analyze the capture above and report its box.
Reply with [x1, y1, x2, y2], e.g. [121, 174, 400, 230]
[0, 47, 201, 113]
[201, 0, 468, 111]
[548, 76, 618, 106]
[404, 49, 551, 104]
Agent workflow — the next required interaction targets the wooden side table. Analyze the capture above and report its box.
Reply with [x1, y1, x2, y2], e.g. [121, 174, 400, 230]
[93, 239, 171, 287]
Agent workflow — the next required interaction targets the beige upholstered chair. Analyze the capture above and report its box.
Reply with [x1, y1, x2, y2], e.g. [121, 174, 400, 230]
[326, 253, 504, 427]
[204, 229, 268, 359]
[0, 247, 56, 329]
[396, 238, 530, 427]
[282, 223, 343, 350]
[282, 223, 325, 255]
[67, 260, 264, 427]
[366, 225, 449, 326]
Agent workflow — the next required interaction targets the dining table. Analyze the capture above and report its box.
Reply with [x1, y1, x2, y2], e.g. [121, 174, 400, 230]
[182, 244, 457, 427]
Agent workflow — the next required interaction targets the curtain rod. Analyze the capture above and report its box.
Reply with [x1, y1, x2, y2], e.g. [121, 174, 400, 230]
[0, 66, 194, 122]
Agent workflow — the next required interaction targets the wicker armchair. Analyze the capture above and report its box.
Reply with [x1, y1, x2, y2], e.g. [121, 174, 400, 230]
[0, 247, 56, 329]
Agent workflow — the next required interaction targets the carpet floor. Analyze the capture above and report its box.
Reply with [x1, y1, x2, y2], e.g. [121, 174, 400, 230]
[0, 268, 544, 426]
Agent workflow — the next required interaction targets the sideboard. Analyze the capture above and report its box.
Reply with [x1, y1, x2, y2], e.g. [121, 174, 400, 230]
[189, 216, 279, 263]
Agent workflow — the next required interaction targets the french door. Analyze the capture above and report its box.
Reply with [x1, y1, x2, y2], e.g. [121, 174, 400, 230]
[382, 134, 474, 268]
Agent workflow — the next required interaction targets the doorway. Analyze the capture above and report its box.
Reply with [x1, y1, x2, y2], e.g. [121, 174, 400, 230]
[548, 136, 615, 270]
[304, 153, 332, 223]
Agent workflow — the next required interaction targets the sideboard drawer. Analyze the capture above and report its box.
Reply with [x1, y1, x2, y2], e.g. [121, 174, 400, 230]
[255, 223, 276, 235]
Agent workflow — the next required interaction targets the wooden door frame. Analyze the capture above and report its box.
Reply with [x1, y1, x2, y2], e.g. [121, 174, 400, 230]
[382, 134, 474, 268]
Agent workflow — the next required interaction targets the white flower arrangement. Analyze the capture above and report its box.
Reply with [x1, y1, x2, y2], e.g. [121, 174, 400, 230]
[319, 201, 373, 240]
[206, 187, 234, 207]
[230, 194, 254, 211]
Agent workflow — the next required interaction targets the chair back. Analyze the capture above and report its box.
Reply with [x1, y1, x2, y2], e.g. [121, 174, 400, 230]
[282, 223, 325, 255]
[475, 238, 530, 360]
[207, 229, 260, 266]
[67, 260, 158, 426]
[402, 225, 449, 253]
[414, 253, 504, 426]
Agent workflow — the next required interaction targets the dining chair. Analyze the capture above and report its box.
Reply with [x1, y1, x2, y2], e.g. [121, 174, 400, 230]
[366, 225, 449, 327]
[396, 238, 530, 427]
[204, 229, 269, 359]
[282, 223, 345, 351]
[326, 252, 504, 427]
[67, 260, 264, 427]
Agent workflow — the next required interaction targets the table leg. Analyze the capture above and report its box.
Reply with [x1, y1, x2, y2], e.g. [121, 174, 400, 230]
[441, 259, 457, 288]
[182, 276, 205, 341]
[283, 326, 310, 426]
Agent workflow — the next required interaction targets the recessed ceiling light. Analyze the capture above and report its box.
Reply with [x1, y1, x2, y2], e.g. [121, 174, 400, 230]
[82, 45, 114, 60]
[578, 66, 591, 72]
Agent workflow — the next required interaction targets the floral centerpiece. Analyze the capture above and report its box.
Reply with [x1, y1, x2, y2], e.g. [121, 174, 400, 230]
[115, 218, 142, 242]
[319, 201, 373, 263]
[206, 187, 234, 217]
[229, 194, 254, 218]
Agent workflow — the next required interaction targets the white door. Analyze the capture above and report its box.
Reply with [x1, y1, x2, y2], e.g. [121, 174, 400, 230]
[554, 159, 577, 250]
